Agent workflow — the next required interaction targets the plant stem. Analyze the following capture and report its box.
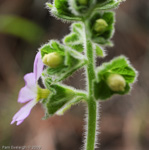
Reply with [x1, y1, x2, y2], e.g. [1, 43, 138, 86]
[84, 23, 97, 150]
[87, 98, 97, 150]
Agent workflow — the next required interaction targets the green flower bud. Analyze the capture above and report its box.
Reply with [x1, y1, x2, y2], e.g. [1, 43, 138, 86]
[78, 0, 88, 5]
[37, 87, 50, 101]
[42, 52, 63, 68]
[107, 74, 126, 92]
[93, 19, 108, 33]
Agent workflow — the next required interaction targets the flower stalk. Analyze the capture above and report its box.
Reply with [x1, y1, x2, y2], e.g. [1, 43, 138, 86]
[84, 22, 98, 150]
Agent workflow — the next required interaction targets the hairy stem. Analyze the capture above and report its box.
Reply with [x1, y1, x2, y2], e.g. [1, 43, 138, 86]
[87, 98, 97, 150]
[84, 23, 98, 150]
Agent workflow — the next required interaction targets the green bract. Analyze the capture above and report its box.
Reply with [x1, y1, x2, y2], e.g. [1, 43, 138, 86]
[43, 82, 83, 116]
[93, 43, 106, 57]
[94, 56, 137, 100]
[87, 11, 115, 45]
[46, 1, 81, 21]
[63, 23, 84, 52]
[40, 40, 87, 83]
[96, 0, 124, 10]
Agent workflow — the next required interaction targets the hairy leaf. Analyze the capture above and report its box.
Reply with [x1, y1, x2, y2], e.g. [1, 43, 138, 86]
[46, 1, 81, 21]
[43, 83, 82, 115]
[94, 56, 137, 100]
[94, 43, 106, 57]
[64, 23, 84, 52]
[96, 0, 124, 10]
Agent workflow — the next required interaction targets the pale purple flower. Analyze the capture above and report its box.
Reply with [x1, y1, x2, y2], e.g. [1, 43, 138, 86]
[11, 52, 44, 125]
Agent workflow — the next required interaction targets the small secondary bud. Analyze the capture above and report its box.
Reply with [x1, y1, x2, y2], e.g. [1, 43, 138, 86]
[42, 52, 63, 68]
[93, 19, 108, 33]
[107, 74, 126, 92]
[78, 0, 88, 5]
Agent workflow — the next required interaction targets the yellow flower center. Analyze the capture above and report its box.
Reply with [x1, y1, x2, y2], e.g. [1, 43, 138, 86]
[36, 86, 50, 102]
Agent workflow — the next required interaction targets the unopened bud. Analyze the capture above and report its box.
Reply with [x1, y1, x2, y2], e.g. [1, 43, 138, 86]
[93, 19, 108, 33]
[78, 0, 88, 5]
[42, 52, 63, 68]
[107, 74, 126, 92]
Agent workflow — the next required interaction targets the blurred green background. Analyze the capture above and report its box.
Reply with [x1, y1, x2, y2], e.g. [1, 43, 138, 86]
[0, 0, 149, 150]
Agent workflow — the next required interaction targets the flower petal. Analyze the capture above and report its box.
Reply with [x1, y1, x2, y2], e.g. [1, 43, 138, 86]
[24, 72, 36, 87]
[11, 99, 37, 125]
[33, 52, 44, 81]
[18, 86, 36, 103]
[16, 120, 24, 126]
[18, 73, 37, 103]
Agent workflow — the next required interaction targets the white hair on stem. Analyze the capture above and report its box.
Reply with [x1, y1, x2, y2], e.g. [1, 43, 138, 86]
[81, 101, 101, 150]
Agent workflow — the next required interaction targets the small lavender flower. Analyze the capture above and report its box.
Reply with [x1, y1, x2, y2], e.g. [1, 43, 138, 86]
[11, 52, 49, 125]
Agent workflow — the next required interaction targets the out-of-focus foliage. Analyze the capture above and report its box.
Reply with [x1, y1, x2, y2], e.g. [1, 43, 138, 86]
[0, 15, 45, 43]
